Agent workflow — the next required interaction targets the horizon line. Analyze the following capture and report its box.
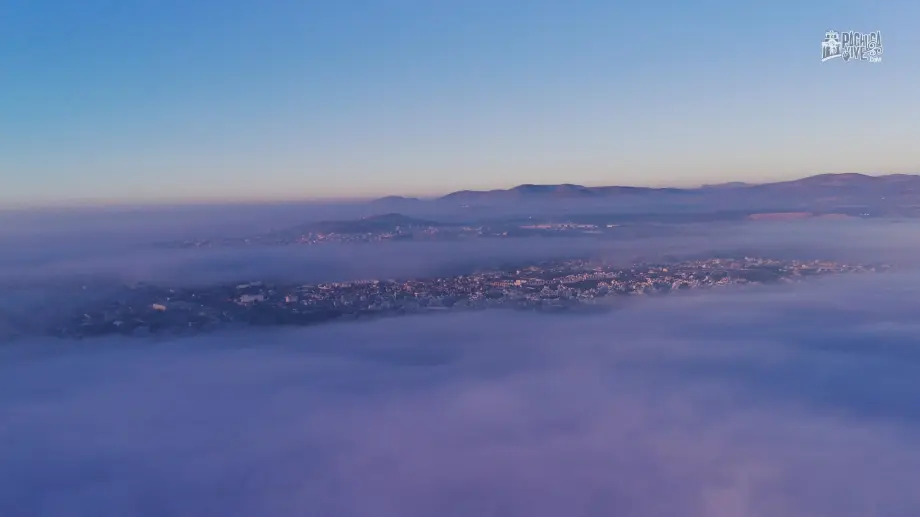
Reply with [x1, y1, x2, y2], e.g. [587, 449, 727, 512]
[2, 171, 915, 212]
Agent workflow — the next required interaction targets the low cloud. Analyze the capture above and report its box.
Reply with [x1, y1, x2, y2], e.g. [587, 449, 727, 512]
[2, 209, 919, 515]
[2, 215, 919, 288]
[2, 272, 920, 516]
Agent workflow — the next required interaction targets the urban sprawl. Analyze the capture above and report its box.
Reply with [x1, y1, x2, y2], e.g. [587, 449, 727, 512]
[55, 257, 887, 339]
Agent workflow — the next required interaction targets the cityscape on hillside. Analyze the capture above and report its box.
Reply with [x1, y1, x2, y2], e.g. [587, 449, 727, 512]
[31, 256, 889, 341]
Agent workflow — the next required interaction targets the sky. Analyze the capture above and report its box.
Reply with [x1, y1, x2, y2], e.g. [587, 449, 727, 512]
[1, 0, 918, 206]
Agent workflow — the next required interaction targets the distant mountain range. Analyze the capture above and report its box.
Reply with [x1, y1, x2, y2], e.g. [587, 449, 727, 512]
[160, 173, 917, 249]
[437, 183, 692, 203]
[374, 174, 920, 205]
[268, 173, 920, 239]
[422, 173, 919, 203]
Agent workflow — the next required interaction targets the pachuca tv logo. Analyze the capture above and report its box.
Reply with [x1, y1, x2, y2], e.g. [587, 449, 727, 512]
[822, 30, 883, 62]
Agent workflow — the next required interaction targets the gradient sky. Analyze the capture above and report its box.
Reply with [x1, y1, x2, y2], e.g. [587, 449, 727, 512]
[1, 0, 917, 206]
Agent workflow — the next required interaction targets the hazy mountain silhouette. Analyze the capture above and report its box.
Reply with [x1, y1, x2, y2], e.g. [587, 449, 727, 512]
[700, 181, 752, 189]
[428, 173, 920, 204]
[438, 183, 696, 203]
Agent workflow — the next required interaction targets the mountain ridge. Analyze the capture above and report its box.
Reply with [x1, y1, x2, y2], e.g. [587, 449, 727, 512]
[369, 173, 919, 204]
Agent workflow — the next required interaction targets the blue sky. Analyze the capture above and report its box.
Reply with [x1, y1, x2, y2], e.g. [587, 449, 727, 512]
[1, 0, 917, 206]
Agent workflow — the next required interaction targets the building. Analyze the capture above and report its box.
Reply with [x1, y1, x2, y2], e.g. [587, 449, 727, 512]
[238, 294, 265, 305]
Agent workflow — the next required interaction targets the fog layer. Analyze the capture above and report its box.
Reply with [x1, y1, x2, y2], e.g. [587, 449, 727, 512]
[2, 272, 920, 517]
[2, 219, 919, 288]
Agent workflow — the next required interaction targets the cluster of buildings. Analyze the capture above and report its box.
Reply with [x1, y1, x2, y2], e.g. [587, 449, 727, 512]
[56, 257, 886, 339]
[162, 227, 475, 248]
[158, 223, 632, 249]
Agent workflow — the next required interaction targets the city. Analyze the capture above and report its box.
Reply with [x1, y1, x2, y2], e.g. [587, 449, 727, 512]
[3, 1, 918, 514]
[52, 256, 888, 340]
[155, 212, 668, 249]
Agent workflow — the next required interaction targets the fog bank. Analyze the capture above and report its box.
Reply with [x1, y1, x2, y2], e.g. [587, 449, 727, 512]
[2, 220, 919, 289]
[2, 273, 920, 516]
